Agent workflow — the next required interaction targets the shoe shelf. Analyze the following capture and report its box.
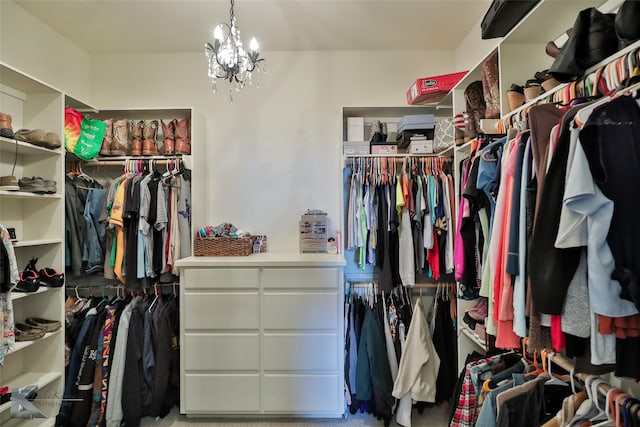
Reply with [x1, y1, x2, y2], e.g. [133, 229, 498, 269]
[460, 325, 487, 351]
[0, 371, 62, 411]
[0, 137, 62, 157]
[8, 330, 62, 355]
[0, 191, 61, 200]
[12, 239, 62, 248]
[10, 287, 54, 301]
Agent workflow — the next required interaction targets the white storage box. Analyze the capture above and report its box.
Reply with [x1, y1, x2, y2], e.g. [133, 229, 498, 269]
[343, 141, 369, 155]
[408, 140, 434, 154]
[347, 117, 365, 141]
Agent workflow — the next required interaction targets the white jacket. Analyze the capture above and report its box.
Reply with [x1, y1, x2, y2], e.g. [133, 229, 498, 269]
[392, 299, 441, 403]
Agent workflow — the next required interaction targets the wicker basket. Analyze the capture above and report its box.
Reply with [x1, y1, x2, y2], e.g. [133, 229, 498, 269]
[193, 236, 254, 256]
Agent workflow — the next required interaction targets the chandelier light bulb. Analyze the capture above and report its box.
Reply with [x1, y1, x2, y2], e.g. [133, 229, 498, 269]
[214, 25, 224, 42]
[204, 0, 266, 101]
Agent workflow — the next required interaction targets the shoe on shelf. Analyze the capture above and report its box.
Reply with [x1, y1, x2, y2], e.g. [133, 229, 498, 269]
[506, 84, 526, 112]
[14, 271, 39, 293]
[142, 120, 159, 156]
[25, 317, 61, 333]
[15, 129, 61, 149]
[174, 118, 191, 155]
[161, 119, 176, 155]
[0, 175, 19, 191]
[38, 267, 64, 287]
[111, 119, 130, 156]
[14, 257, 40, 292]
[100, 119, 113, 156]
[0, 112, 13, 138]
[130, 120, 144, 156]
[14, 323, 46, 341]
[18, 176, 56, 194]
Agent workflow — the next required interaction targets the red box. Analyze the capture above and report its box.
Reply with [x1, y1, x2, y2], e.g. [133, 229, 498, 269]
[406, 71, 468, 105]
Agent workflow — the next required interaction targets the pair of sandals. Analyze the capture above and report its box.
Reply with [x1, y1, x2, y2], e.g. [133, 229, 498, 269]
[14, 257, 64, 293]
[15, 318, 60, 341]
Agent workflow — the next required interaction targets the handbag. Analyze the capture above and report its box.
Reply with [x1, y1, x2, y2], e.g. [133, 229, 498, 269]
[616, 0, 640, 47]
[65, 108, 106, 161]
[433, 118, 455, 153]
[549, 7, 619, 83]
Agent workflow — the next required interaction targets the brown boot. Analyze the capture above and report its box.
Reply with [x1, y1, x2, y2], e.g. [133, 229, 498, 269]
[100, 119, 113, 156]
[161, 119, 175, 155]
[111, 119, 130, 156]
[130, 120, 144, 156]
[0, 112, 14, 138]
[142, 120, 159, 156]
[174, 118, 191, 155]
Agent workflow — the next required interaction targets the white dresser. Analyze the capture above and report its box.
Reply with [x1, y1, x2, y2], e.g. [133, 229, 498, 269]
[174, 253, 346, 417]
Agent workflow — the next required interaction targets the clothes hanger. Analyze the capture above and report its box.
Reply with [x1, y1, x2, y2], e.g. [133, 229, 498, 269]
[545, 352, 569, 386]
[591, 387, 620, 427]
[589, 379, 608, 422]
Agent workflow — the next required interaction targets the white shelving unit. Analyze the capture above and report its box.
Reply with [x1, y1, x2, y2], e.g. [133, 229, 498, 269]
[0, 62, 67, 426]
[437, 0, 625, 370]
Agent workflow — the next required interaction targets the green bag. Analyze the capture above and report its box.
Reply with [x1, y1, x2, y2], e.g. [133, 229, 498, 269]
[73, 116, 106, 161]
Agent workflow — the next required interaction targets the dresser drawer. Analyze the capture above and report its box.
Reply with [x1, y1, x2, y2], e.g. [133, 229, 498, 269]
[183, 268, 259, 289]
[262, 293, 339, 330]
[262, 374, 340, 413]
[184, 333, 259, 370]
[184, 292, 259, 330]
[262, 333, 338, 371]
[261, 268, 339, 289]
[184, 374, 260, 412]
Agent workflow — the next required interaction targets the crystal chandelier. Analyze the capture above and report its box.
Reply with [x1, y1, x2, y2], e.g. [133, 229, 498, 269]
[204, 0, 265, 100]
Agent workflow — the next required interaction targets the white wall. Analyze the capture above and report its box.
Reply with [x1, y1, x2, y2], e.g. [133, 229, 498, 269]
[0, 0, 91, 102]
[91, 49, 454, 252]
[454, 14, 500, 75]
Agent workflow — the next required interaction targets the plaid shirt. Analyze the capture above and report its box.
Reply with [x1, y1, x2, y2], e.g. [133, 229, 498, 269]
[451, 355, 501, 427]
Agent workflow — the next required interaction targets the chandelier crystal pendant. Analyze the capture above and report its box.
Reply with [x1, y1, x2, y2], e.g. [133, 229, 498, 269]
[204, 0, 266, 100]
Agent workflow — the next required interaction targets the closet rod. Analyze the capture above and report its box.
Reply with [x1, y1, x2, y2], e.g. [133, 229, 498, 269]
[78, 158, 184, 167]
[345, 154, 450, 159]
[546, 352, 612, 396]
[349, 282, 455, 289]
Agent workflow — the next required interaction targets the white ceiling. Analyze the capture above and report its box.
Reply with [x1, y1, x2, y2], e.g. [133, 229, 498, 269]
[15, 0, 492, 54]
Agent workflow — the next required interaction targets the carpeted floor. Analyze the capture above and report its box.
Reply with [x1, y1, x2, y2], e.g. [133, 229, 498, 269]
[140, 405, 450, 427]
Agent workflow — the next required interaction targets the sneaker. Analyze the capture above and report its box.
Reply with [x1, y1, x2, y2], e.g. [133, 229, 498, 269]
[38, 267, 64, 287]
[15, 129, 61, 150]
[14, 323, 46, 341]
[18, 176, 56, 194]
[14, 257, 40, 292]
[0, 175, 19, 191]
[25, 317, 61, 333]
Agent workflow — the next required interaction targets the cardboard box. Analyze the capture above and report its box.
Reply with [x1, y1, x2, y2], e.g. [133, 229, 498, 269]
[406, 71, 468, 105]
[343, 141, 370, 155]
[347, 117, 365, 141]
[371, 144, 398, 155]
[409, 140, 434, 154]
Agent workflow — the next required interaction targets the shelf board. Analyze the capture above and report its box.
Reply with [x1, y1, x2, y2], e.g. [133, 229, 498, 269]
[460, 326, 487, 351]
[0, 372, 62, 415]
[10, 287, 55, 301]
[502, 37, 640, 122]
[345, 153, 442, 158]
[0, 137, 62, 157]
[0, 191, 61, 200]
[455, 140, 473, 156]
[0, 63, 60, 95]
[12, 239, 62, 248]
[437, 145, 455, 158]
[342, 105, 440, 118]
[8, 330, 62, 355]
